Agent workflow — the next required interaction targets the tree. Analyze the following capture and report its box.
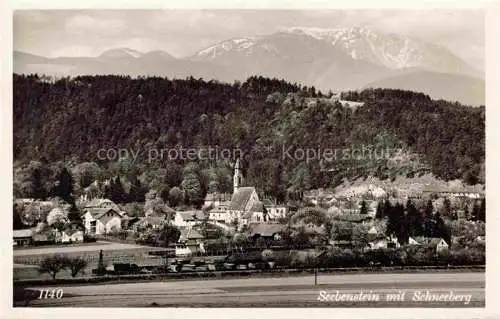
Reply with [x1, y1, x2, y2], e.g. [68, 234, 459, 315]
[47, 207, 68, 228]
[464, 206, 470, 220]
[55, 167, 74, 203]
[360, 200, 368, 215]
[168, 187, 183, 207]
[386, 203, 403, 237]
[434, 212, 451, 245]
[383, 200, 392, 219]
[472, 201, 481, 221]
[442, 198, 452, 217]
[261, 249, 275, 261]
[375, 201, 384, 219]
[144, 189, 166, 216]
[72, 162, 102, 190]
[32, 167, 46, 200]
[352, 224, 369, 248]
[13, 203, 24, 230]
[478, 198, 485, 222]
[272, 164, 286, 203]
[128, 175, 146, 203]
[158, 224, 181, 270]
[290, 207, 328, 226]
[67, 204, 81, 224]
[331, 221, 353, 241]
[158, 185, 171, 203]
[65, 257, 88, 277]
[425, 200, 434, 217]
[406, 199, 422, 236]
[109, 176, 127, 204]
[38, 255, 69, 280]
[164, 163, 183, 188]
[158, 224, 181, 247]
[122, 202, 144, 218]
[181, 173, 201, 204]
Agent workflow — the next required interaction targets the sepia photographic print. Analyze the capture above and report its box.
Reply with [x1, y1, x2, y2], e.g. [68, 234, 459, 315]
[6, 2, 494, 313]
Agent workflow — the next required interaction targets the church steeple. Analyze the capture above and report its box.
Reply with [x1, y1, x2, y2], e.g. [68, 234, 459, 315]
[233, 158, 242, 193]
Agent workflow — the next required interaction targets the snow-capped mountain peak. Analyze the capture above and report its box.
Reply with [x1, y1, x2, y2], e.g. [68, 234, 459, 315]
[196, 37, 259, 58]
[283, 26, 475, 74]
[99, 47, 143, 58]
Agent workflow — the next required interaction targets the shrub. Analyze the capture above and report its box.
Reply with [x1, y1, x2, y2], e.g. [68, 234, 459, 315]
[65, 257, 88, 277]
[38, 255, 70, 279]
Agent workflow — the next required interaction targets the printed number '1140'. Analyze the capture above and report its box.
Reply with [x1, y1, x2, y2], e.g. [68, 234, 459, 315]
[38, 288, 63, 299]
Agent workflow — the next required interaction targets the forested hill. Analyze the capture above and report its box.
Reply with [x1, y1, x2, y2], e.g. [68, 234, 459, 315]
[13, 74, 484, 196]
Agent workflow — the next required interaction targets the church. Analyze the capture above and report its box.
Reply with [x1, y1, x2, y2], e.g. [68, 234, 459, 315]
[206, 159, 287, 228]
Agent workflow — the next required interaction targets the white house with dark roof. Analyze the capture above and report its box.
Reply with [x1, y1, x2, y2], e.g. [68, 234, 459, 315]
[83, 207, 122, 235]
[173, 210, 206, 228]
[208, 209, 235, 224]
[57, 226, 84, 243]
[262, 198, 288, 220]
[203, 192, 232, 208]
[13, 229, 34, 246]
[427, 237, 449, 252]
[83, 198, 121, 211]
[133, 215, 168, 230]
[249, 223, 286, 240]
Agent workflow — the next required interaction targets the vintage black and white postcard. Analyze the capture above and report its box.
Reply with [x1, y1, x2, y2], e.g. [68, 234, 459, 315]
[3, 0, 499, 318]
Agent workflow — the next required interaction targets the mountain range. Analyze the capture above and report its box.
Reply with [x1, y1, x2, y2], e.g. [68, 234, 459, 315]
[13, 26, 485, 106]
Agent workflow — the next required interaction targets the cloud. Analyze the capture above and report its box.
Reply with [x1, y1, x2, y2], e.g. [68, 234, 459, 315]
[65, 14, 126, 34]
[146, 10, 247, 36]
[13, 9, 484, 70]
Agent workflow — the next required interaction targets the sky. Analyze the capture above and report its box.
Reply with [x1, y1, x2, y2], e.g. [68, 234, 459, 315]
[13, 9, 485, 71]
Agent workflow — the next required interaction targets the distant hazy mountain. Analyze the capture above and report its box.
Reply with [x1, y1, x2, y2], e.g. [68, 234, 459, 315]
[286, 27, 480, 77]
[364, 71, 485, 106]
[13, 26, 484, 105]
[190, 31, 396, 90]
[99, 47, 144, 58]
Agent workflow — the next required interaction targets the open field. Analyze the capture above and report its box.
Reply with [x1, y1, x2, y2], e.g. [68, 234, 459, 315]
[13, 241, 159, 256]
[13, 241, 167, 280]
[14, 272, 485, 307]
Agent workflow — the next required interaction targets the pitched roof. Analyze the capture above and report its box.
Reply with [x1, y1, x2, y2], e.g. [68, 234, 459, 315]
[179, 210, 205, 221]
[209, 209, 229, 214]
[250, 223, 286, 237]
[84, 198, 120, 210]
[428, 237, 447, 246]
[87, 208, 120, 220]
[408, 236, 423, 244]
[141, 216, 167, 226]
[262, 198, 275, 206]
[162, 205, 175, 214]
[249, 201, 264, 212]
[147, 205, 175, 217]
[33, 233, 52, 241]
[179, 228, 205, 241]
[13, 229, 33, 238]
[63, 229, 84, 236]
[204, 192, 231, 201]
[335, 214, 373, 222]
[230, 187, 256, 211]
[63, 222, 85, 234]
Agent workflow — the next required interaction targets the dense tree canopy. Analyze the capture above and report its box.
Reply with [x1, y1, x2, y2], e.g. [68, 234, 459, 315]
[14, 75, 484, 205]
